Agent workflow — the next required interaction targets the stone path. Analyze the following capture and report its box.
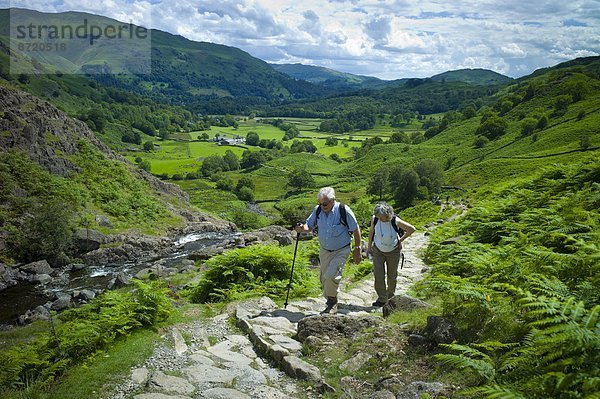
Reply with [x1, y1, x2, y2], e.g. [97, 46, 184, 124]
[103, 233, 429, 399]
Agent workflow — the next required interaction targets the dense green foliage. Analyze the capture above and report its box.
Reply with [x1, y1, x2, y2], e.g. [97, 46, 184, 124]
[0, 280, 171, 391]
[421, 160, 600, 398]
[0, 142, 180, 263]
[186, 244, 320, 303]
[0, 151, 81, 264]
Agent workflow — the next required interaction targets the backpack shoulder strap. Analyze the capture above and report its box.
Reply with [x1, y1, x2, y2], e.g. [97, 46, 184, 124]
[315, 205, 321, 220]
[373, 216, 379, 226]
[338, 201, 348, 227]
[391, 215, 405, 235]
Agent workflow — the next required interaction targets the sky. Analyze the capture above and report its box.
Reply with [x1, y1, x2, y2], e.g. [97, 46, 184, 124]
[4, 0, 600, 80]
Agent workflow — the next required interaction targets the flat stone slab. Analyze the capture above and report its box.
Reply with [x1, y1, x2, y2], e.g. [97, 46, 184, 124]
[207, 341, 254, 365]
[131, 367, 150, 385]
[282, 355, 321, 382]
[183, 364, 236, 384]
[248, 316, 297, 334]
[133, 394, 192, 399]
[248, 385, 295, 399]
[229, 364, 268, 390]
[189, 352, 216, 365]
[268, 335, 303, 352]
[172, 328, 188, 356]
[201, 387, 250, 399]
[149, 371, 195, 395]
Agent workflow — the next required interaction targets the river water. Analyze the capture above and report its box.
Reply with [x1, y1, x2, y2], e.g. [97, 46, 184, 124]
[0, 231, 238, 326]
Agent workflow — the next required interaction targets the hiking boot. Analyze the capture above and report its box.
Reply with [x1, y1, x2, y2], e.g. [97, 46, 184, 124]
[321, 297, 338, 314]
[372, 300, 386, 307]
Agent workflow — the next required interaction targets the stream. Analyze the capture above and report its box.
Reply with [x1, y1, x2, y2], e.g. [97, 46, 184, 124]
[0, 230, 240, 327]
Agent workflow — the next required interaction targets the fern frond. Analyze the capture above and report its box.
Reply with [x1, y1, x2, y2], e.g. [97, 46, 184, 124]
[584, 305, 600, 329]
[434, 353, 495, 383]
[463, 384, 527, 399]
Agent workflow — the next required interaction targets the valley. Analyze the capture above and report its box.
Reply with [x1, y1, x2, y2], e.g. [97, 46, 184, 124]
[0, 6, 599, 399]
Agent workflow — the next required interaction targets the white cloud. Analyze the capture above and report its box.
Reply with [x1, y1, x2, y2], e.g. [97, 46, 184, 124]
[501, 43, 527, 58]
[3, 0, 599, 79]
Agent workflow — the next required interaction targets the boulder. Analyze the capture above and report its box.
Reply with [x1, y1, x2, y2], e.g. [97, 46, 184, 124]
[424, 316, 459, 345]
[20, 260, 54, 275]
[108, 272, 131, 289]
[382, 294, 431, 318]
[28, 273, 52, 285]
[0, 263, 19, 291]
[95, 214, 113, 229]
[51, 292, 72, 310]
[296, 314, 382, 342]
[18, 305, 50, 325]
[241, 225, 294, 246]
[73, 228, 106, 253]
[188, 245, 224, 261]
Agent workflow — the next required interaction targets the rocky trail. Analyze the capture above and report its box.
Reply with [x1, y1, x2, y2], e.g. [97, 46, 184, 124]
[103, 232, 431, 399]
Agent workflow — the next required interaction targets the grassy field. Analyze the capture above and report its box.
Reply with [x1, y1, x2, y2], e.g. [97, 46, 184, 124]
[124, 116, 413, 177]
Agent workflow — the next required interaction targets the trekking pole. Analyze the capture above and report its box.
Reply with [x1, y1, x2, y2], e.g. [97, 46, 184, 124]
[284, 225, 301, 309]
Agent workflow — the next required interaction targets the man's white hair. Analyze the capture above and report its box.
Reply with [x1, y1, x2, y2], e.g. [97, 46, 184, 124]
[317, 187, 336, 201]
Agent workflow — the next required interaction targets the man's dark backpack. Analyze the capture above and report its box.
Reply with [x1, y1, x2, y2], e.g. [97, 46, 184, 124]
[314, 201, 352, 235]
[373, 215, 406, 269]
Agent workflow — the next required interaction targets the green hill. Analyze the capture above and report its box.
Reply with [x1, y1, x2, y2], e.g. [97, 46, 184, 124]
[0, 8, 325, 112]
[430, 68, 513, 85]
[334, 56, 600, 195]
[270, 63, 395, 89]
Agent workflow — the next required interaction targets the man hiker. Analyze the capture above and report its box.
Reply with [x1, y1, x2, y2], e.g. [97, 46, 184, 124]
[295, 187, 362, 314]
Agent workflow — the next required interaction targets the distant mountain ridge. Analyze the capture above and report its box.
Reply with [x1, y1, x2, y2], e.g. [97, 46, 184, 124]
[270, 63, 395, 89]
[430, 68, 513, 85]
[273, 63, 512, 88]
[0, 7, 325, 109]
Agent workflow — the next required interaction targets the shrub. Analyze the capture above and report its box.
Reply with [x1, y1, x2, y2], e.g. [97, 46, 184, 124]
[476, 116, 508, 140]
[186, 245, 319, 303]
[520, 117, 537, 136]
[236, 186, 254, 202]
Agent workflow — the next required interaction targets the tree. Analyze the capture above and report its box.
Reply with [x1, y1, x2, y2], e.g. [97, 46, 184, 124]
[138, 159, 151, 172]
[462, 106, 477, 119]
[391, 168, 420, 209]
[351, 197, 374, 229]
[17, 73, 30, 84]
[200, 155, 227, 177]
[414, 159, 443, 196]
[287, 169, 315, 191]
[223, 150, 240, 171]
[476, 116, 508, 140]
[329, 153, 342, 163]
[367, 166, 390, 200]
[18, 199, 75, 265]
[246, 131, 260, 146]
[520, 118, 537, 136]
[389, 131, 409, 143]
[236, 176, 255, 192]
[87, 108, 107, 132]
[325, 137, 338, 146]
[236, 186, 254, 202]
[536, 115, 549, 130]
[143, 141, 154, 151]
[473, 136, 489, 148]
[554, 95, 572, 114]
[215, 177, 234, 191]
[241, 150, 267, 169]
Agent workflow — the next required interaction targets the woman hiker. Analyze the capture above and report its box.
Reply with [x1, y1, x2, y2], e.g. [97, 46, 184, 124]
[366, 202, 415, 307]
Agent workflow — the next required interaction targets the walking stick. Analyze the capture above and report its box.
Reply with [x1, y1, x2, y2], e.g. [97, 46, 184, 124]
[284, 229, 300, 309]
